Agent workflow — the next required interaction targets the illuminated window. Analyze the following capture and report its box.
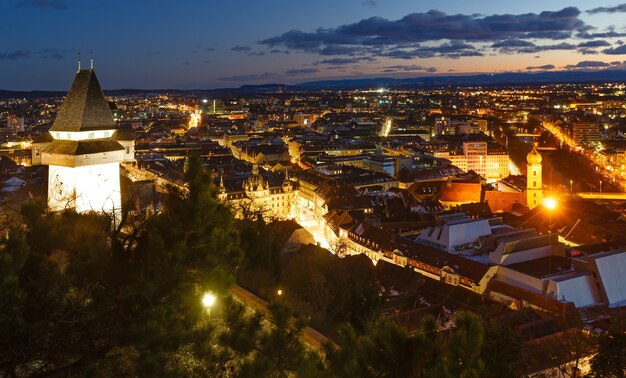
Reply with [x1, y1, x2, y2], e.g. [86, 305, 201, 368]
[88, 132, 94, 139]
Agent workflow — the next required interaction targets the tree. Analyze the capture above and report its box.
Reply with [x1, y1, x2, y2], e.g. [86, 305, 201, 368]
[481, 323, 522, 378]
[428, 311, 485, 378]
[0, 158, 241, 376]
[280, 247, 381, 331]
[591, 315, 626, 378]
[217, 299, 322, 377]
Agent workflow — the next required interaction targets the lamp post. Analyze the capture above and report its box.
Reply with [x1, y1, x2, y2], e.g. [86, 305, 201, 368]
[570, 179, 573, 193]
[600, 180, 602, 193]
[543, 198, 557, 233]
[202, 292, 216, 322]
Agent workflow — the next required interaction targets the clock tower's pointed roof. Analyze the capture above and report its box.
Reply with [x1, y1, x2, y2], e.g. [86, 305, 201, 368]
[49, 69, 116, 132]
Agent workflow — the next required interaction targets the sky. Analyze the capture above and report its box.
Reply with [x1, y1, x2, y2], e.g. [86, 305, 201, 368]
[3, 0, 626, 90]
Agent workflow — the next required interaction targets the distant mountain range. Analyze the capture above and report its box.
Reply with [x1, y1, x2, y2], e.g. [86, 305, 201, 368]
[3, 69, 626, 99]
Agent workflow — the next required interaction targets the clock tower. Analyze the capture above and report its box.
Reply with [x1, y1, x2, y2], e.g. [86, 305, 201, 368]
[41, 67, 133, 224]
[526, 143, 543, 209]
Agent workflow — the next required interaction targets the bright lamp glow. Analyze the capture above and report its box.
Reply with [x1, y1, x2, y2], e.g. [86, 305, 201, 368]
[543, 198, 557, 210]
[202, 293, 216, 308]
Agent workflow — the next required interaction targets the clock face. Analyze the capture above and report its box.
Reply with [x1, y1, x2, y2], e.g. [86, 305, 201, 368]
[97, 173, 108, 186]
[51, 170, 67, 202]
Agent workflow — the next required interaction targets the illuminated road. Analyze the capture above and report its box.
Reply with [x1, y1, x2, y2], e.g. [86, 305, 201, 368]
[541, 121, 626, 191]
[296, 207, 331, 250]
[575, 192, 626, 200]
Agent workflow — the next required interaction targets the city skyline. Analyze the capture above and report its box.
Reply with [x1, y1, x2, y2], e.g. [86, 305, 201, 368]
[4, 0, 626, 90]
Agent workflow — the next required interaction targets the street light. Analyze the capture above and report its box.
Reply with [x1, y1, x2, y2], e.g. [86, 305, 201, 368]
[202, 292, 216, 321]
[570, 179, 573, 193]
[543, 197, 557, 210]
[543, 198, 557, 233]
[277, 289, 283, 296]
[600, 180, 603, 193]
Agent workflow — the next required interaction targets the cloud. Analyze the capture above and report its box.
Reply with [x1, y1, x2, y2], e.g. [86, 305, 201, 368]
[146, 51, 161, 56]
[577, 40, 611, 48]
[578, 28, 626, 39]
[603, 45, 626, 54]
[0, 49, 31, 60]
[284, 68, 319, 75]
[247, 51, 265, 56]
[361, 0, 376, 7]
[206, 47, 215, 52]
[218, 72, 277, 82]
[379, 41, 483, 59]
[259, 7, 586, 59]
[579, 48, 599, 55]
[526, 64, 556, 70]
[382, 64, 438, 72]
[19, 0, 68, 9]
[317, 57, 376, 65]
[492, 39, 536, 48]
[587, 4, 626, 14]
[231, 45, 252, 52]
[565, 60, 611, 69]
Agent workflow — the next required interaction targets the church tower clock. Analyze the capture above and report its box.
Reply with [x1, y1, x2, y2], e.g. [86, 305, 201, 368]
[41, 66, 131, 224]
[526, 143, 543, 209]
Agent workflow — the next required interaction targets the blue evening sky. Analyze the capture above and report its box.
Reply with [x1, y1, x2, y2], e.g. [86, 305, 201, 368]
[1, 0, 626, 90]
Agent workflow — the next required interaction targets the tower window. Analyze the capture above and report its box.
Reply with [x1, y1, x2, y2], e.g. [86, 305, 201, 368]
[533, 171, 536, 176]
[533, 181, 536, 187]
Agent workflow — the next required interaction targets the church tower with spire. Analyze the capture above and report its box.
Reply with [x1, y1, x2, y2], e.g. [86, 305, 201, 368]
[40, 67, 131, 223]
[526, 143, 543, 209]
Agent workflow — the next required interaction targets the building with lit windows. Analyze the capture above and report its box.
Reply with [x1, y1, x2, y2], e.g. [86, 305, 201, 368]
[434, 141, 509, 181]
[217, 165, 296, 220]
[572, 122, 600, 148]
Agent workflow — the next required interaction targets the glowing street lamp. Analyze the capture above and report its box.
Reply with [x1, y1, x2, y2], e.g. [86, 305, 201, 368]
[277, 289, 283, 296]
[543, 198, 557, 233]
[543, 198, 557, 210]
[202, 292, 216, 321]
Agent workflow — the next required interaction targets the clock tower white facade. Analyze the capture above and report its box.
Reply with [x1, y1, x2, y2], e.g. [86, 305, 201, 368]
[40, 68, 134, 223]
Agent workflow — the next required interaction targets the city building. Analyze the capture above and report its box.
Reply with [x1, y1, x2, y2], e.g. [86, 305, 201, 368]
[434, 141, 509, 181]
[217, 165, 296, 220]
[572, 122, 600, 148]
